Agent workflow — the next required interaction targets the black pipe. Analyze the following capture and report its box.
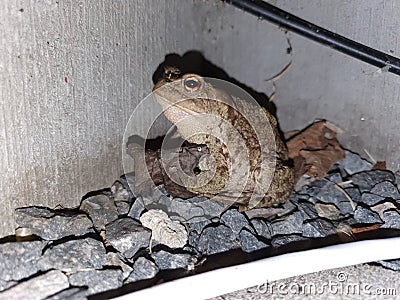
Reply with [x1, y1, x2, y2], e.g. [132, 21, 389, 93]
[224, 0, 400, 76]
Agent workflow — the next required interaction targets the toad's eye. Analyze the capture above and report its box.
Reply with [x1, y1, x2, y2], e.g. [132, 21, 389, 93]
[183, 77, 201, 92]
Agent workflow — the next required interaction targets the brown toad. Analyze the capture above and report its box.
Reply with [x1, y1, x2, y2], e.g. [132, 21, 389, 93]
[153, 69, 294, 210]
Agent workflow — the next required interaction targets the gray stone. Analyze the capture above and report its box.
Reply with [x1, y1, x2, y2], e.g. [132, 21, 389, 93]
[15, 207, 93, 240]
[344, 187, 362, 203]
[0, 270, 69, 300]
[111, 173, 135, 202]
[359, 193, 386, 206]
[187, 197, 226, 219]
[220, 209, 251, 235]
[271, 234, 308, 247]
[250, 218, 273, 240]
[125, 257, 159, 283]
[104, 252, 133, 280]
[197, 224, 240, 255]
[187, 217, 212, 234]
[38, 238, 106, 272]
[370, 181, 400, 200]
[168, 198, 205, 221]
[188, 230, 200, 248]
[315, 203, 341, 220]
[238, 229, 269, 253]
[395, 172, 400, 189]
[380, 210, 400, 229]
[353, 206, 383, 225]
[151, 250, 191, 270]
[127, 197, 146, 220]
[46, 287, 88, 300]
[115, 201, 131, 216]
[68, 269, 123, 296]
[80, 194, 119, 230]
[351, 170, 395, 192]
[336, 150, 372, 175]
[376, 259, 400, 271]
[105, 218, 151, 259]
[0, 279, 16, 292]
[156, 193, 173, 208]
[326, 172, 343, 183]
[310, 182, 349, 207]
[271, 211, 303, 236]
[0, 241, 46, 281]
[297, 201, 319, 221]
[302, 219, 336, 238]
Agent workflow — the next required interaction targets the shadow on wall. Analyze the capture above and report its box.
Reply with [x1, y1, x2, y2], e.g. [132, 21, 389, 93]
[152, 51, 277, 116]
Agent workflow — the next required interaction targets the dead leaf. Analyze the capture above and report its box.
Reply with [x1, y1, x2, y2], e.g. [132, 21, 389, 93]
[286, 120, 345, 180]
[351, 224, 381, 234]
[372, 161, 387, 170]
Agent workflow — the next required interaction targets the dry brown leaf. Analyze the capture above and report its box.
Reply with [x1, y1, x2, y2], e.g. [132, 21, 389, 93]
[372, 161, 387, 170]
[286, 120, 345, 180]
[351, 224, 381, 234]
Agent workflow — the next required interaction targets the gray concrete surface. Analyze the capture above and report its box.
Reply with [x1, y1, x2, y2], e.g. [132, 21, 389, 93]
[210, 264, 400, 300]
[1, 0, 400, 239]
[0, 0, 202, 236]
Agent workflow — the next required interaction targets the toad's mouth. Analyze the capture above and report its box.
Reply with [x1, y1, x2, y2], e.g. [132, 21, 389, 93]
[154, 94, 200, 124]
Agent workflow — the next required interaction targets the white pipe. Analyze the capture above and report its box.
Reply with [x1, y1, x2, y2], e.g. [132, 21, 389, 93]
[114, 237, 400, 300]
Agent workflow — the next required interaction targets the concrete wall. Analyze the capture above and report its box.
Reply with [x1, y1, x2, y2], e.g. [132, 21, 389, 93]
[1, 0, 400, 237]
[0, 0, 202, 236]
[197, 0, 400, 167]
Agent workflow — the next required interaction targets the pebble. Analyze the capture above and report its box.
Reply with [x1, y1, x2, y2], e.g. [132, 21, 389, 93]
[46, 287, 88, 300]
[351, 170, 395, 192]
[80, 194, 119, 230]
[271, 234, 308, 247]
[370, 181, 400, 200]
[336, 150, 372, 175]
[0, 241, 46, 282]
[168, 197, 205, 220]
[15, 207, 93, 240]
[111, 173, 135, 202]
[197, 224, 240, 255]
[125, 257, 159, 283]
[353, 206, 383, 225]
[315, 203, 341, 220]
[104, 252, 133, 280]
[105, 218, 151, 259]
[380, 210, 400, 229]
[220, 208, 251, 236]
[359, 192, 386, 206]
[151, 250, 191, 270]
[115, 201, 131, 216]
[238, 229, 269, 252]
[68, 269, 123, 296]
[297, 201, 319, 221]
[270, 211, 303, 236]
[187, 217, 212, 234]
[344, 187, 362, 203]
[250, 218, 273, 240]
[38, 238, 106, 272]
[127, 196, 146, 221]
[302, 219, 336, 238]
[0, 270, 69, 300]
